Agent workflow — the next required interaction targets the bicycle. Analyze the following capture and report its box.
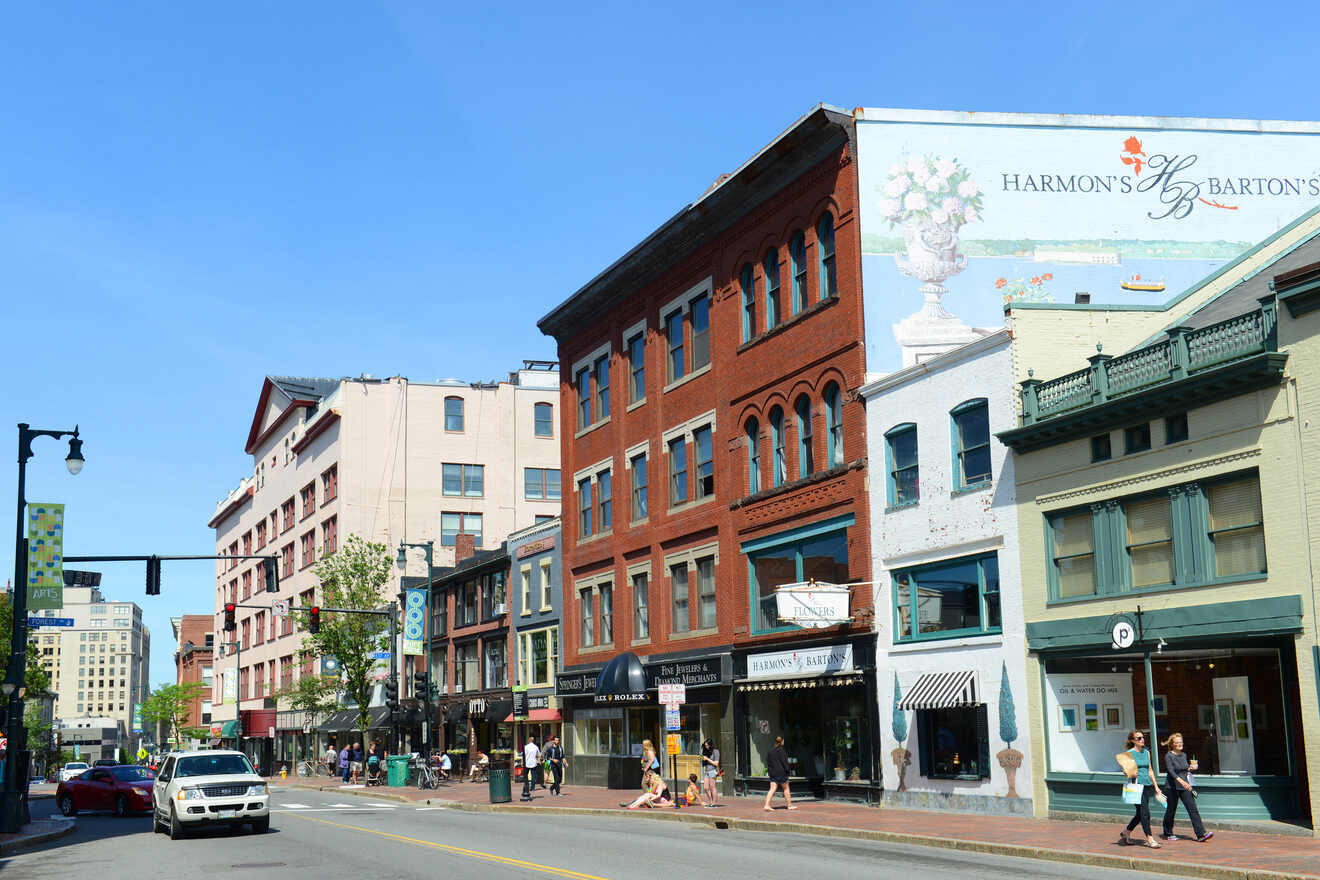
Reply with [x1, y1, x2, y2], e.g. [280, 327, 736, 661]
[296, 760, 317, 777]
[412, 755, 440, 790]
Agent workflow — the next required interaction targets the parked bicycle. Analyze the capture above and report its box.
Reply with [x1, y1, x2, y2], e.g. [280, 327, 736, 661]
[412, 754, 441, 790]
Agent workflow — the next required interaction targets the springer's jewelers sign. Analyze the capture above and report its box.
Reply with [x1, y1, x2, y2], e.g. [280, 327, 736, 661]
[747, 643, 854, 680]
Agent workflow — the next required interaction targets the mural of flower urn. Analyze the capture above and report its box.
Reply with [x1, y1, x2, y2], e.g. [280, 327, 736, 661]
[996, 747, 1023, 798]
[895, 218, 967, 316]
[890, 746, 912, 791]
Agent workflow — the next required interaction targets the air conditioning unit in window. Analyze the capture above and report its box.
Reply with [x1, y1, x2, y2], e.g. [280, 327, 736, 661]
[493, 603, 507, 616]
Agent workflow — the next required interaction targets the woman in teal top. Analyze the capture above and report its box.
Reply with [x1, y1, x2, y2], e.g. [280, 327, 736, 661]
[1120, 730, 1162, 848]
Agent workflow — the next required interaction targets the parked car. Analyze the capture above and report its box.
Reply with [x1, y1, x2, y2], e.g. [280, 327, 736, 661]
[152, 750, 269, 839]
[56, 765, 155, 817]
[93, 759, 119, 767]
[59, 762, 90, 782]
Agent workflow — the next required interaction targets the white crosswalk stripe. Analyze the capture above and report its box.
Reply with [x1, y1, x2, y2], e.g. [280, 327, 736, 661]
[280, 803, 311, 809]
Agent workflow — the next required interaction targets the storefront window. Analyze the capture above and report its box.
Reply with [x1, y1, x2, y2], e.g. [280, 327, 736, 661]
[573, 708, 625, 755]
[749, 528, 850, 633]
[892, 552, 1000, 642]
[917, 706, 988, 779]
[745, 682, 871, 781]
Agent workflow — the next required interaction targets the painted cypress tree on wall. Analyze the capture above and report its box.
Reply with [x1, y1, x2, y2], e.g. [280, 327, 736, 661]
[890, 672, 910, 791]
[998, 661, 1018, 747]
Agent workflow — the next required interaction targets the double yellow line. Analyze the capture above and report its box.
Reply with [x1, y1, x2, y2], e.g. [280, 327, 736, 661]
[283, 812, 609, 880]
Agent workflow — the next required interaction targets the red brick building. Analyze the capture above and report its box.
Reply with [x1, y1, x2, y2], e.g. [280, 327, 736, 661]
[538, 106, 879, 800]
[173, 614, 215, 741]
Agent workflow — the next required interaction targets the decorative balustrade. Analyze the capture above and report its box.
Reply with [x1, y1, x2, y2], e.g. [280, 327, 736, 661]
[1019, 295, 1278, 425]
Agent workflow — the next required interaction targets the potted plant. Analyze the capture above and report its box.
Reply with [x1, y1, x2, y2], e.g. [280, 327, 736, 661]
[833, 722, 855, 781]
[995, 663, 1024, 798]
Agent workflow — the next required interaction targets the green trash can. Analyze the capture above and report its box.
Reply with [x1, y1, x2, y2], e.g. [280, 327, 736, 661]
[488, 767, 511, 803]
[386, 754, 410, 787]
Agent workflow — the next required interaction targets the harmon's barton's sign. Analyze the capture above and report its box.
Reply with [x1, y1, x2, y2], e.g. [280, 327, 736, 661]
[746, 644, 854, 680]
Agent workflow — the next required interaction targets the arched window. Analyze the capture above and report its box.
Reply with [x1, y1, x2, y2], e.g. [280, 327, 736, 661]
[745, 418, 761, 495]
[769, 407, 786, 487]
[951, 398, 992, 489]
[816, 212, 836, 300]
[445, 396, 464, 432]
[823, 382, 843, 466]
[764, 248, 781, 330]
[741, 263, 757, 342]
[790, 230, 807, 315]
[795, 394, 814, 478]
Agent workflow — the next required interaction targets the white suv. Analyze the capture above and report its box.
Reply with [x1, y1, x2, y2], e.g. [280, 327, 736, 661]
[152, 750, 270, 839]
[60, 762, 90, 782]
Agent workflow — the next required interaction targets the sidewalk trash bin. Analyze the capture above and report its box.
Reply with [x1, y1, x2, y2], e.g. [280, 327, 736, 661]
[386, 754, 410, 787]
[488, 767, 511, 803]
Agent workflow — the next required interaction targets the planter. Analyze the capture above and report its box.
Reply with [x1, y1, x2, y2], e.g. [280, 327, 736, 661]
[997, 747, 1023, 798]
[890, 748, 911, 792]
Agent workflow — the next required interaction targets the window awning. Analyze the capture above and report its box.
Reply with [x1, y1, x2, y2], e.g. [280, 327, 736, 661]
[219, 719, 241, 738]
[897, 670, 979, 710]
[503, 708, 563, 723]
[444, 703, 468, 723]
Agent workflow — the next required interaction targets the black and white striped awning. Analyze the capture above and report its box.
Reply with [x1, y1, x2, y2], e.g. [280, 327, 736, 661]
[897, 670, 979, 710]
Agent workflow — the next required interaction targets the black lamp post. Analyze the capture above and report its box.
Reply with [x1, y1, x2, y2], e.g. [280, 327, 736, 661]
[4, 423, 84, 833]
[396, 541, 434, 751]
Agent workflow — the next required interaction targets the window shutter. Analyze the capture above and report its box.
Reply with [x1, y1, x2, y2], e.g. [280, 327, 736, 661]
[916, 710, 931, 778]
[976, 704, 991, 780]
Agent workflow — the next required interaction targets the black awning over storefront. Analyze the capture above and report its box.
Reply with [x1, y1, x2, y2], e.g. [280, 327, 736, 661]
[319, 709, 355, 732]
[595, 652, 648, 703]
[485, 699, 513, 722]
[444, 703, 468, 723]
[897, 670, 979, 710]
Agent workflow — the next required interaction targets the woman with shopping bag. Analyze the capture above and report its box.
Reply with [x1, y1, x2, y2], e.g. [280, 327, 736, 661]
[1117, 730, 1167, 848]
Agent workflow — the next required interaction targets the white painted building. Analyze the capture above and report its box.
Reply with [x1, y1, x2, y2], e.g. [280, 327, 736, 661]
[860, 330, 1032, 814]
[206, 366, 561, 760]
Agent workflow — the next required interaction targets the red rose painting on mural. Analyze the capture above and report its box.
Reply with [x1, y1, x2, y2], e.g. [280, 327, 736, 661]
[1119, 136, 1146, 175]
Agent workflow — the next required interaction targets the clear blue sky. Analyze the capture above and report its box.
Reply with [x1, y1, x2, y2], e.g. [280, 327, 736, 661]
[2, 1, 1316, 687]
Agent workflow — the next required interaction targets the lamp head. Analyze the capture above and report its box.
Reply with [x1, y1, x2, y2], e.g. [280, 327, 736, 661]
[396, 545, 408, 567]
[0, 682, 14, 697]
[65, 431, 85, 475]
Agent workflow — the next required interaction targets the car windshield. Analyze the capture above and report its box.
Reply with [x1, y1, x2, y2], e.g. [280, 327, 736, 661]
[111, 766, 154, 781]
[66, 763, 88, 771]
[175, 755, 255, 778]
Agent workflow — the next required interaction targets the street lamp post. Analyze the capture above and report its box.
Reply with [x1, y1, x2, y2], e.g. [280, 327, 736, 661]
[396, 541, 433, 751]
[4, 423, 84, 833]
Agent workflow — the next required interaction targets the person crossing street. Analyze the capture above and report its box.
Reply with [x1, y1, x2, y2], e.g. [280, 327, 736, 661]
[544, 734, 565, 796]
[521, 735, 541, 801]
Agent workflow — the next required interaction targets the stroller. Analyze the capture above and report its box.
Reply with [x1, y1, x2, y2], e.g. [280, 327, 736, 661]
[365, 755, 385, 786]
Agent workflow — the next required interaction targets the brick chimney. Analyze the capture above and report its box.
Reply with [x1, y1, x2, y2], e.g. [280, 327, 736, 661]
[455, 533, 476, 564]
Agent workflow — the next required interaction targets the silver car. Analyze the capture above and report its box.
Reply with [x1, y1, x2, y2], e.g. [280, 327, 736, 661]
[151, 750, 270, 839]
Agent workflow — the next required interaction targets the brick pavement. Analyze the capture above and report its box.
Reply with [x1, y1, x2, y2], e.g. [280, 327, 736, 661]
[275, 775, 1320, 880]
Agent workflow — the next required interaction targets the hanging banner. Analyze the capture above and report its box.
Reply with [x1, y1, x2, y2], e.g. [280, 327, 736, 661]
[27, 503, 65, 610]
[402, 588, 426, 656]
[132, 702, 143, 733]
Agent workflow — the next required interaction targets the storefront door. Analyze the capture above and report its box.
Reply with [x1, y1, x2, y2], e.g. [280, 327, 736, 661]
[1212, 675, 1255, 775]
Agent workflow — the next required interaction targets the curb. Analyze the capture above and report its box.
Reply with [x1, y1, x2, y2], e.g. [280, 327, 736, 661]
[1, 818, 75, 855]
[280, 783, 1314, 880]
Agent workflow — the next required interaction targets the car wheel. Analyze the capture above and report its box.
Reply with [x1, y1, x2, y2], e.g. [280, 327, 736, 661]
[57, 794, 76, 817]
[114, 794, 130, 818]
[168, 805, 185, 840]
[251, 817, 270, 834]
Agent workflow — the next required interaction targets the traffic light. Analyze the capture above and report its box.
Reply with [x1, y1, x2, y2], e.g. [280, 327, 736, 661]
[263, 556, 279, 593]
[145, 556, 161, 596]
[308, 606, 320, 634]
[223, 603, 236, 631]
[412, 678, 425, 700]
[384, 678, 399, 708]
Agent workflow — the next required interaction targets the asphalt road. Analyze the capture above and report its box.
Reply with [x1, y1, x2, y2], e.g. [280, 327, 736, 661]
[6, 787, 1160, 880]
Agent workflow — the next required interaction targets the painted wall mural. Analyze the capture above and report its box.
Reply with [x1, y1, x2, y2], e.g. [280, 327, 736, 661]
[856, 112, 1320, 372]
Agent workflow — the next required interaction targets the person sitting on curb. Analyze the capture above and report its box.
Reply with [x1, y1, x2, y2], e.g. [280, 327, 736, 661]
[620, 770, 672, 810]
[681, 773, 706, 807]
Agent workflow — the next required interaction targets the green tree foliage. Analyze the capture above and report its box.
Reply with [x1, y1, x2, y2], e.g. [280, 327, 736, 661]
[0, 591, 53, 696]
[274, 650, 341, 720]
[998, 662, 1018, 747]
[300, 534, 392, 748]
[891, 673, 908, 742]
[140, 682, 211, 746]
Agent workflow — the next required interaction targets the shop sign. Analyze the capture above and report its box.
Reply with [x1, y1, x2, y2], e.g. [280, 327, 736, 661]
[647, 655, 729, 689]
[593, 691, 648, 705]
[555, 671, 597, 696]
[469, 697, 488, 716]
[774, 582, 851, 628]
[658, 683, 686, 705]
[747, 644, 854, 680]
[528, 694, 552, 710]
[513, 688, 528, 720]
[516, 536, 556, 559]
[210, 723, 224, 738]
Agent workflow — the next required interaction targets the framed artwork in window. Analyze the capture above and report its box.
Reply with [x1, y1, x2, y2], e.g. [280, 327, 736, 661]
[1215, 699, 1236, 741]
[1103, 704, 1123, 730]
[1058, 704, 1079, 733]
[1151, 695, 1167, 715]
[1084, 703, 1099, 732]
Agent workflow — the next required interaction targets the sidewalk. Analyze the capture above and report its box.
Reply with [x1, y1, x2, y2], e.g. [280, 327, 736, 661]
[276, 776, 1320, 880]
[0, 818, 75, 855]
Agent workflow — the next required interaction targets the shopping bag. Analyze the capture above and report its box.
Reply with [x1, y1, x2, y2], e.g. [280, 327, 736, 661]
[1121, 782, 1144, 805]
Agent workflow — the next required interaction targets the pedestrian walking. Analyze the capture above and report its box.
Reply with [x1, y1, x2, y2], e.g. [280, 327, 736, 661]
[639, 739, 660, 790]
[1117, 729, 1165, 848]
[763, 736, 797, 811]
[349, 741, 363, 785]
[324, 742, 338, 777]
[339, 744, 351, 783]
[544, 734, 566, 796]
[1161, 732, 1212, 842]
[700, 738, 720, 805]
[521, 735, 541, 801]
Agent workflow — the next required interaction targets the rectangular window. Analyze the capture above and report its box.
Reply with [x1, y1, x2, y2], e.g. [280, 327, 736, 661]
[483, 640, 506, 689]
[321, 516, 338, 555]
[694, 426, 714, 500]
[443, 463, 484, 497]
[256, 521, 267, 550]
[578, 478, 593, 538]
[540, 559, 553, 609]
[524, 468, 562, 500]
[953, 401, 992, 487]
[1124, 423, 1151, 454]
[281, 543, 294, 578]
[441, 512, 483, 548]
[690, 294, 710, 370]
[520, 627, 558, 688]
[597, 470, 612, 531]
[241, 570, 251, 600]
[322, 465, 337, 501]
[576, 367, 591, 429]
[520, 566, 532, 614]
[750, 528, 849, 632]
[630, 453, 648, 521]
[632, 572, 649, 640]
[1091, 434, 1112, 463]
[628, 333, 645, 402]
[282, 499, 295, 533]
[893, 552, 1000, 642]
[1125, 497, 1173, 588]
[301, 482, 316, 519]
[666, 311, 685, 383]
[457, 581, 478, 627]
[670, 563, 689, 633]
[696, 556, 716, 630]
[1051, 512, 1096, 598]
[445, 396, 464, 432]
[595, 355, 611, 421]
[887, 426, 919, 506]
[668, 438, 687, 506]
[1166, 413, 1189, 444]
[534, 402, 554, 437]
[1208, 477, 1266, 577]
[456, 642, 479, 692]
[579, 588, 594, 648]
[599, 583, 613, 644]
[300, 531, 316, 569]
[918, 705, 990, 780]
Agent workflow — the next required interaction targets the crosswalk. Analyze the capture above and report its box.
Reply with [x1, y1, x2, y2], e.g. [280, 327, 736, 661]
[271, 798, 445, 814]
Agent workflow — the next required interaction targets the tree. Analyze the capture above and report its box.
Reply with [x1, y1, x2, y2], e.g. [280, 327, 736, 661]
[140, 682, 211, 747]
[273, 650, 341, 723]
[0, 591, 53, 696]
[891, 673, 908, 742]
[998, 662, 1018, 748]
[300, 534, 392, 753]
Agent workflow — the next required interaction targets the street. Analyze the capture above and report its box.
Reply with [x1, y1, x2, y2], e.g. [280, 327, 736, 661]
[5, 788, 1161, 880]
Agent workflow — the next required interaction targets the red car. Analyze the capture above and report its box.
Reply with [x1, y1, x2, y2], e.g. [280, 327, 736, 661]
[56, 764, 155, 817]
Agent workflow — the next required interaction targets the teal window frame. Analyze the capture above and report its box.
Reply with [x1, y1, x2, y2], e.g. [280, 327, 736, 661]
[595, 355, 610, 420]
[1090, 433, 1111, 463]
[1043, 470, 1267, 604]
[742, 514, 854, 635]
[892, 551, 1001, 644]
[578, 477, 593, 538]
[816, 212, 836, 300]
[745, 418, 761, 495]
[628, 333, 645, 403]
[950, 398, 992, 491]
[790, 230, 807, 314]
[769, 407, 786, 487]
[576, 367, 591, 429]
[741, 263, 756, 342]
[1124, 422, 1151, 454]
[885, 423, 918, 508]
[795, 394, 814, 478]
[823, 382, 843, 467]
[764, 249, 781, 330]
[597, 469, 612, 531]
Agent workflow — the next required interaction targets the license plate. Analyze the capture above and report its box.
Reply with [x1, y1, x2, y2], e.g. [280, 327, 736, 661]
[217, 809, 236, 819]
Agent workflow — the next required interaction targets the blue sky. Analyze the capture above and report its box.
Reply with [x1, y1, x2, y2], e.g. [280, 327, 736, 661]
[2, 1, 1317, 687]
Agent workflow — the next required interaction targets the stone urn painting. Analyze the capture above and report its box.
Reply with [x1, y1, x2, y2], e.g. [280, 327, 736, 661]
[995, 662, 1024, 798]
[879, 154, 983, 317]
[890, 673, 911, 792]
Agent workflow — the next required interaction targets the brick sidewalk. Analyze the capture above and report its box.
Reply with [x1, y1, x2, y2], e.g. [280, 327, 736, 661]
[275, 776, 1320, 879]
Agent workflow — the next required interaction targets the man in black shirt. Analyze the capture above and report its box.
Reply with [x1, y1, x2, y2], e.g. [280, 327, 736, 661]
[544, 734, 566, 796]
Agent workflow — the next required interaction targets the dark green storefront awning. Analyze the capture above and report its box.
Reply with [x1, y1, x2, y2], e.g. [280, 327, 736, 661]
[219, 720, 240, 738]
[1027, 595, 1303, 652]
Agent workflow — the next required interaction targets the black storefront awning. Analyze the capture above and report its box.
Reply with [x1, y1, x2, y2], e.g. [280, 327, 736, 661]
[485, 699, 513, 722]
[595, 652, 648, 703]
[897, 670, 979, 710]
[444, 703, 468, 723]
[319, 709, 355, 732]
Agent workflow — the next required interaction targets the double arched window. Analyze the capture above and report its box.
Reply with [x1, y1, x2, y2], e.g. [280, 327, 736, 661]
[764, 249, 781, 330]
[795, 395, 814, 478]
[790, 231, 807, 315]
[817, 212, 836, 300]
[769, 407, 786, 487]
[823, 382, 843, 466]
[741, 263, 756, 343]
[745, 418, 761, 495]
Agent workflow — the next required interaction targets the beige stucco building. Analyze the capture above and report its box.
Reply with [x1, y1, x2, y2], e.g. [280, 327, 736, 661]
[999, 206, 1320, 833]
[206, 365, 560, 766]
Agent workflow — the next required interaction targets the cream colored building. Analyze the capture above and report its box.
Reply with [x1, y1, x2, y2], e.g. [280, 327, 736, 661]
[33, 585, 151, 752]
[206, 366, 560, 760]
[999, 206, 1320, 833]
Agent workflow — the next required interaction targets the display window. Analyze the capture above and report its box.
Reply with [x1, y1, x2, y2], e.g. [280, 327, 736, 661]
[916, 706, 989, 779]
[745, 682, 872, 781]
